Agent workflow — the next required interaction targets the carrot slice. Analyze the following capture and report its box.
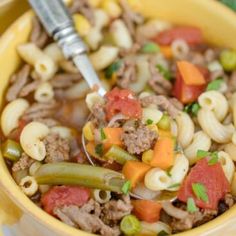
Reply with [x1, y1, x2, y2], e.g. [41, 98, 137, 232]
[160, 46, 172, 59]
[158, 129, 172, 139]
[177, 61, 206, 86]
[150, 137, 174, 170]
[103, 127, 123, 149]
[122, 161, 151, 188]
[132, 200, 162, 223]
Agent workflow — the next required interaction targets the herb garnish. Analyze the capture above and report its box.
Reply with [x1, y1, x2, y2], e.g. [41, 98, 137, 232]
[187, 197, 199, 213]
[156, 64, 172, 80]
[95, 144, 104, 157]
[184, 102, 201, 116]
[104, 61, 121, 79]
[100, 128, 106, 140]
[192, 183, 209, 203]
[121, 180, 131, 195]
[196, 149, 219, 165]
[206, 78, 223, 91]
[146, 119, 153, 125]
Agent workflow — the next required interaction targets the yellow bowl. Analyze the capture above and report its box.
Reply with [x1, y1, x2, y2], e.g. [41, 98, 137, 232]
[1, 0, 236, 235]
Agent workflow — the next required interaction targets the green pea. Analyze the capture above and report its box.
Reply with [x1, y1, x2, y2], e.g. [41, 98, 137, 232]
[120, 215, 141, 235]
[220, 49, 236, 71]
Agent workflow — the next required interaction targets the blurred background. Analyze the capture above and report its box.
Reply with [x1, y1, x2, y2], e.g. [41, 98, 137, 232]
[0, 0, 236, 35]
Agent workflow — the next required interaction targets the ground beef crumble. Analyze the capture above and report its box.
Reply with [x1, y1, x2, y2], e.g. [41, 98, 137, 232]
[54, 196, 132, 236]
[43, 133, 70, 163]
[6, 65, 31, 102]
[141, 95, 182, 119]
[12, 152, 34, 172]
[121, 121, 157, 154]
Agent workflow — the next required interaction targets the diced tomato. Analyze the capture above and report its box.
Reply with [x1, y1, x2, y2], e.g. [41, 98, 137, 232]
[106, 87, 135, 100]
[105, 87, 142, 120]
[153, 26, 203, 46]
[178, 158, 230, 210]
[41, 186, 91, 215]
[172, 69, 207, 104]
[132, 200, 162, 223]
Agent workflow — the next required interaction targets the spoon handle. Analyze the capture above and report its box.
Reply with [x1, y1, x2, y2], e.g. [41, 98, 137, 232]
[28, 0, 106, 96]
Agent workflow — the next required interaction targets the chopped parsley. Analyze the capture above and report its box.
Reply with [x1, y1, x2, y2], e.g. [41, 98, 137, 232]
[95, 144, 104, 157]
[208, 152, 219, 165]
[141, 42, 160, 53]
[196, 149, 219, 165]
[100, 128, 106, 140]
[167, 183, 180, 189]
[156, 64, 172, 80]
[158, 230, 169, 236]
[192, 183, 209, 203]
[184, 102, 201, 116]
[206, 78, 223, 91]
[121, 180, 131, 195]
[187, 197, 199, 213]
[146, 119, 153, 125]
[196, 150, 211, 158]
[104, 61, 121, 79]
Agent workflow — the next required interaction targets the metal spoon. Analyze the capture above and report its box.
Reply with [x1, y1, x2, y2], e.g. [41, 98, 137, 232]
[28, 0, 176, 202]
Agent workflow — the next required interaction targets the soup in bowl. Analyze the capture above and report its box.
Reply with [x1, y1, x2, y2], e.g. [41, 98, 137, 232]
[1, 0, 236, 235]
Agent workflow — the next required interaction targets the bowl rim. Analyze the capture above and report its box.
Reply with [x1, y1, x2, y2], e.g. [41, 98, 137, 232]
[1, 1, 236, 236]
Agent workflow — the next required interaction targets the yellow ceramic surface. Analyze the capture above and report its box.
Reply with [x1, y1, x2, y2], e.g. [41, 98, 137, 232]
[1, 0, 236, 236]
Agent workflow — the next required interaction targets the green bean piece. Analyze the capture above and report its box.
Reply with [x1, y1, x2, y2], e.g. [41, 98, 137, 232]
[120, 215, 141, 235]
[2, 139, 22, 161]
[34, 162, 126, 193]
[104, 145, 137, 165]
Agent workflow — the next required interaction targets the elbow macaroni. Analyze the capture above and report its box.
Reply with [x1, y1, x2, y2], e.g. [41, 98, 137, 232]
[218, 151, 235, 183]
[43, 43, 64, 63]
[89, 46, 119, 70]
[20, 122, 49, 161]
[85, 9, 109, 50]
[50, 126, 73, 140]
[198, 108, 234, 143]
[176, 112, 194, 148]
[144, 168, 172, 191]
[1, 98, 29, 136]
[86, 92, 105, 112]
[64, 80, 90, 99]
[20, 176, 38, 197]
[34, 82, 54, 103]
[128, 56, 151, 93]
[169, 153, 189, 191]
[198, 91, 228, 121]
[231, 92, 236, 127]
[224, 143, 236, 161]
[184, 131, 211, 165]
[102, 0, 122, 18]
[171, 39, 190, 59]
[142, 107, 163, 124]
[93, 189, 111, 204]
[110, 19, 133, 49]
[231, 172, 236, 196]
[17, 43, 57, 81]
